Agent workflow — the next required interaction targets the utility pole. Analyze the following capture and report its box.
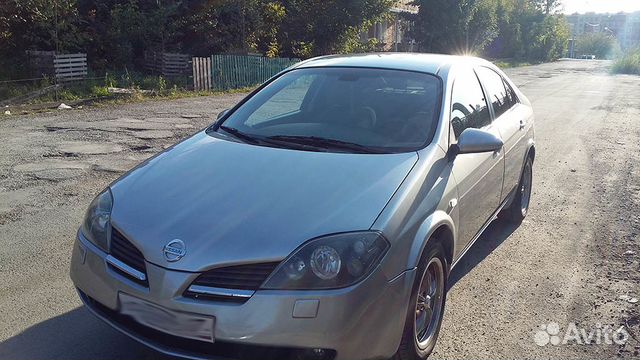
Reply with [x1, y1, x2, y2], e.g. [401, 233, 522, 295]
[54, 0, 59, 101]
[240, 0, 246, 54]
[54, 0, 59, 53]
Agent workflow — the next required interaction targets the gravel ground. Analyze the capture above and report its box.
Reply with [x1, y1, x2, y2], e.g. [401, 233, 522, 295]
[0, 60, 638, 359]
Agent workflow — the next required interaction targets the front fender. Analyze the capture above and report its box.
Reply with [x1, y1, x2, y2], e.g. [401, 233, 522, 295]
[406, 210, 457, 270]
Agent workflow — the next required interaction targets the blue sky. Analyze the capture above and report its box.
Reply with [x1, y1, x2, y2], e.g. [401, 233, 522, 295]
[562, 0, 640, 14]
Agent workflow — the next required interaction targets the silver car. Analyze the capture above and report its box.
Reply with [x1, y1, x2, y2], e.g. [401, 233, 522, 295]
[71, 54, 535, 360]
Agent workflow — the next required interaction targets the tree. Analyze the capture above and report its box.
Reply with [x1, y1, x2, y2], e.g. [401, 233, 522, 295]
[533, 0, 561, 15]
[576, 32, 617, 59]
[0, 0, 86, 78]
[410, 0, 499, 55]
[270, 0, 393, 58]
[484, 0, 569, 62]
[1, 0, 85, 53]
[525, 13, 569, 61]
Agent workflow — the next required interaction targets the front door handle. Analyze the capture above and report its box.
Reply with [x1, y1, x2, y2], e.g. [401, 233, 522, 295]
[519, 120, 526, 130]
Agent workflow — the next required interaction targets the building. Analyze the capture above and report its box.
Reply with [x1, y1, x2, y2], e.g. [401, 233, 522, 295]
[566, 11, 640, 50]
[362, 0, 419, 52]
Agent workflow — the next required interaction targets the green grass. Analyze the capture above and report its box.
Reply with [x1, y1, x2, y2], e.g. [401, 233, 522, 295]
[612, 49, 640, 75]
[493, 59, 534, 69]
[1, 70, 255, 107]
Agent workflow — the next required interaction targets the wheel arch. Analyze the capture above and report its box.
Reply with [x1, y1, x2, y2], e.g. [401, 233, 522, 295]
[407, 210, 456, 271]
[527, 141, 536, 162]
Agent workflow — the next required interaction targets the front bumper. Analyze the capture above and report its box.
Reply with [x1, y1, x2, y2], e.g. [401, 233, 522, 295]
[70, 231, 416, 360]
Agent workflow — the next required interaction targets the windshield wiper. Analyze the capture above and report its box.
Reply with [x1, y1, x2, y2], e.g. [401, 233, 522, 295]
[219, 125, 260, 144]
[219, 126, 320, 150]
[267, 135, 385, 154]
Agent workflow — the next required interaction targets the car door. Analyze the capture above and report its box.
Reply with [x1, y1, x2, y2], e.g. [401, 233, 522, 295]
[450, 65, 504, 251]
[475, 66, 527, 201]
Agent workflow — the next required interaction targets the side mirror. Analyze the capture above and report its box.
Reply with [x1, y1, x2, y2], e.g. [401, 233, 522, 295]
[451, 128, 503, 157]
[217, 108, 230, 120]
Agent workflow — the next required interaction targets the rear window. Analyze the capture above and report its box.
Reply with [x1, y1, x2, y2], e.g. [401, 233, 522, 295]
[215, 67, 442, 153]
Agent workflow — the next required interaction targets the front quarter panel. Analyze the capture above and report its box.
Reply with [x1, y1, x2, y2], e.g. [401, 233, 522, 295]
[373, 145, 459, 279]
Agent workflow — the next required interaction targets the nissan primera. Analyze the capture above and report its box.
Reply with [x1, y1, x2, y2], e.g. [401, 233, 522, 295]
[71, 54, 535, 360]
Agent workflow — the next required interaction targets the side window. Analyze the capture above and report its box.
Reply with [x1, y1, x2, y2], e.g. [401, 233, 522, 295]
[503, 79, 519, 108]
[450, 67, 491, 139]
[476, 67, 512, 118]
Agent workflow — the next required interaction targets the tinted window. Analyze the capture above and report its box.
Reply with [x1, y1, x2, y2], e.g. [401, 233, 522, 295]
[450, 67, 491, 139]
[216, 68, 442, 153]
[476, 67, 512, 118]
[503, 79, 519, 108]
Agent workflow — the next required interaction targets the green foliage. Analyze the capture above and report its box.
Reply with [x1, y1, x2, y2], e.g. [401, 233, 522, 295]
[525, 14, 569, 62]
[1, 0, 573, 82]
[612, 49, 640, 75]
[484, 0, 569, 62]
[91, 85, 110, 97]
[0, 0, 86, 53]
[576, 32, 617, 59]
[0, 0, 86, 78]
[252, 1, 287, 57]
[410, 0, 499, 54]
[263, 0, 393, 58]
[531, 0, 561, 14]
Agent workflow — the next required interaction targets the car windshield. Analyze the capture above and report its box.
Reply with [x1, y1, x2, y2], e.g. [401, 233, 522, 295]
[211, 67, 442, 153]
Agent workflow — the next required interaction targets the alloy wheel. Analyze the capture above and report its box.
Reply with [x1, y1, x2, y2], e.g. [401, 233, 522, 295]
[414, 257, 445, 350]
[520, 161, 533, 216]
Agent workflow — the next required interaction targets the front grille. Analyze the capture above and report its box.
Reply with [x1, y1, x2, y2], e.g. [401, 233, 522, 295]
[191, 263, 280, 290]
[109, 228, 148, 286]
[184, 262, 280, 303]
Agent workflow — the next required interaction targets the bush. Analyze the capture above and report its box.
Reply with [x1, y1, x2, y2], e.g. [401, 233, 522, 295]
[612, 49, 640, 75]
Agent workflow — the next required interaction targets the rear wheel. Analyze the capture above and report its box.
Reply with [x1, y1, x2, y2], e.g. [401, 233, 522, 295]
[502, 156, 533, 223]
[393, 242, 448, 360]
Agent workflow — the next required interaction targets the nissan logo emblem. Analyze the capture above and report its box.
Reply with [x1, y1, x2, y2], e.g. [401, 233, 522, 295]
[163, 239, 186, 262]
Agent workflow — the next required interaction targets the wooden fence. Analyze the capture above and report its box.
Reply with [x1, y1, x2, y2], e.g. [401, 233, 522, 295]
[54, 53, 88, 81]
[208, 55, 300, 90]
[145, 51, 191, 76]
[27, 50, 56, 77]
[192, 57, 212, 91]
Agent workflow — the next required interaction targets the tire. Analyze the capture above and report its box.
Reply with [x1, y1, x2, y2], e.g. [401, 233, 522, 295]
[502, 156, 533, 223]
[393, 242, 449, 360]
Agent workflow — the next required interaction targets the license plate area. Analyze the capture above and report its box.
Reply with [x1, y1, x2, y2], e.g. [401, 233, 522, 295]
[119, 293, 215, 343]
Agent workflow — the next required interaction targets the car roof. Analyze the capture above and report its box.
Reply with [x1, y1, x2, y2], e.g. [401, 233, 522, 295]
[292, 53, 493, 76]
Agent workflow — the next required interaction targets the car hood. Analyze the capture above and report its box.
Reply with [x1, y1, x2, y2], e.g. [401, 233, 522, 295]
[110, 132, 418, 272]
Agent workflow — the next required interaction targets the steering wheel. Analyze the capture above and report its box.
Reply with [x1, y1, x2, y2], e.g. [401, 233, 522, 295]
[356, 106, 377, 129]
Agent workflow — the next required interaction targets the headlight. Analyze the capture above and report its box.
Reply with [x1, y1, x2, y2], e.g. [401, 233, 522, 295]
[81, 188, 113, 252]
[262, 232, 389, 290]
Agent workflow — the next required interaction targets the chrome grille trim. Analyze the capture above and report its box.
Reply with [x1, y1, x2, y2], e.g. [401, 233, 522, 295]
[186, 285, 254, 299]
[106, 254, 147, 281]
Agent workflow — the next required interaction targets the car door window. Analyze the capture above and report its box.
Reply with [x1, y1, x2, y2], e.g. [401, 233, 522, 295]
[450, 67, 491, 139]
[476, 67, 513, 118]
[503, 79, 519, 108]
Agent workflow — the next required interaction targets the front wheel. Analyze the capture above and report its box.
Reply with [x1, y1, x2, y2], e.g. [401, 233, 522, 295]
[393, 243, 448, 360]
[502, 156, 533, 223]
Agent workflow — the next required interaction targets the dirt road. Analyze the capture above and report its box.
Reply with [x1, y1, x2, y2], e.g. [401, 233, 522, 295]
[0, 60, 638, 359]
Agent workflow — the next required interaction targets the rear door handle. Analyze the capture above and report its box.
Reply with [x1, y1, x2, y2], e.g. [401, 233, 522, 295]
[519, 120, 526, 130]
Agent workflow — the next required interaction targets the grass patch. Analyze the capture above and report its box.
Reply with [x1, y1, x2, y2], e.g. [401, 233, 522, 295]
[493, 59, 534, 69]
[612, 49, 640, 75]
[1, 69, 256, 107]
